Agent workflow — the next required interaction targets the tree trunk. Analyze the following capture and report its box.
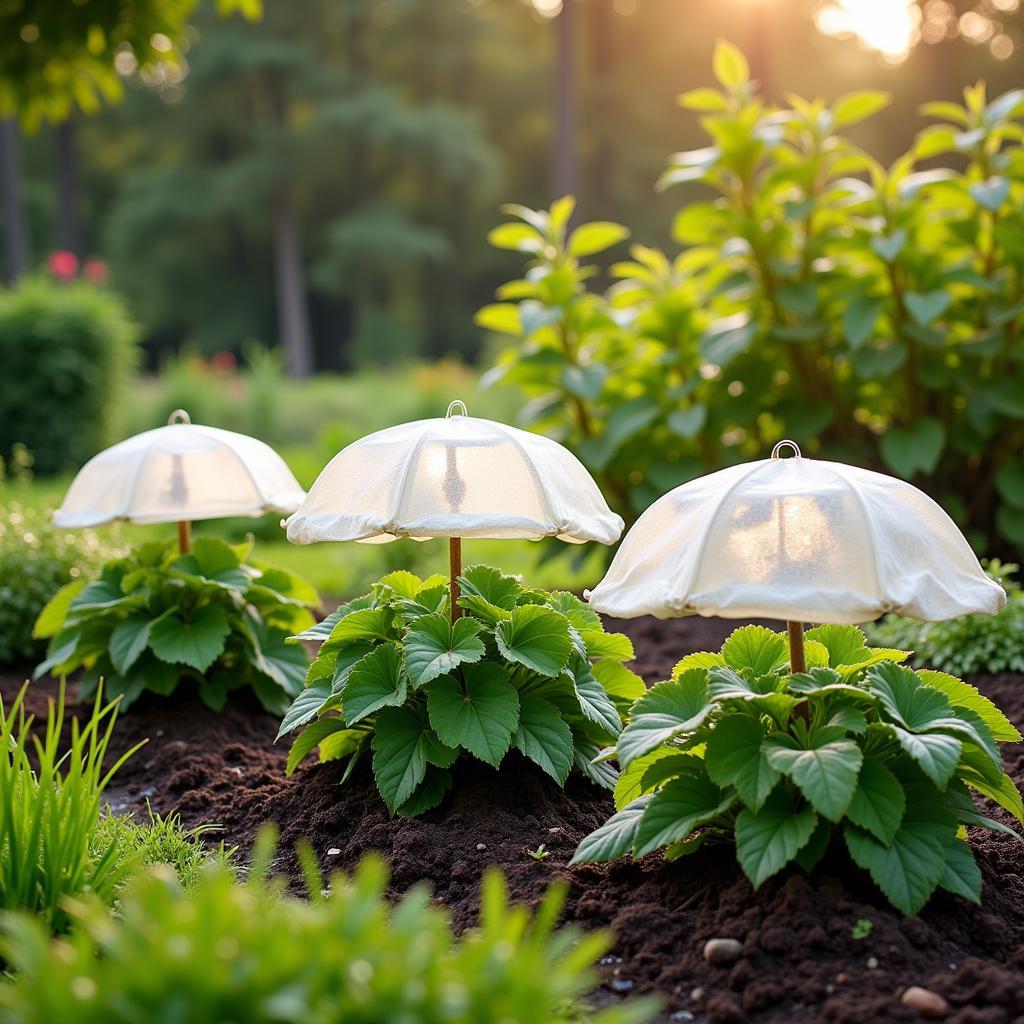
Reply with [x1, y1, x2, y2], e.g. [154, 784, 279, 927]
[56, 118, 81, 258]
[587, 0, 614, 218]
[268, 76, 314, 378]
[0, 118, 28, 284]
[553, 0, 578, 200]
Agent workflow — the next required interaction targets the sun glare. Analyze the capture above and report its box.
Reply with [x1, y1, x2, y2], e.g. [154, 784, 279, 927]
[816, 0, 920, 62]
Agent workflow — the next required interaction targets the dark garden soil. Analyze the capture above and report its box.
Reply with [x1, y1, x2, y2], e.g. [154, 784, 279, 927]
[4, 614, 1024, 1024]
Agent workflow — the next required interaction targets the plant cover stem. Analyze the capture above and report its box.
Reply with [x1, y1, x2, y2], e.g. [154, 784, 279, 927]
[177, 520, 191, 555]
[787, 619, 806, 674]
[449, 536, 461, 622]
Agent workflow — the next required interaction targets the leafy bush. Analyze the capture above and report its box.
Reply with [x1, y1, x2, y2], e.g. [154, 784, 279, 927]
[278, 566, 643, 814]
[572, 625, 1024, 915]
[0, 502, 125, 664]
[479, 41, 1024, 556]
[866, 561, 1024, 677]
[0, 684, 142, 931]
[34, 536, 318, 714]
[0, 277, 138, 475]
[0, 839, 655, 1024]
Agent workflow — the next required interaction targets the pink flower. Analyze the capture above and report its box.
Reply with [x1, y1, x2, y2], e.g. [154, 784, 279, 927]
[83, 259, 108, 284]
[48, 250, 78, 280]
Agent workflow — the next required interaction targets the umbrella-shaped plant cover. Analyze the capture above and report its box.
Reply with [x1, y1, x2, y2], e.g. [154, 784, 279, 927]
[586, 440, 1005, 669]
[54, 410, 306, 551]
[285, 401, 624, 616]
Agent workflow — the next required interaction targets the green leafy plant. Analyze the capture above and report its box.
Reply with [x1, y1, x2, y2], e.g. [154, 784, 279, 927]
[572, 624, 1023, 915]
[0, 683, 143, 931]
[526, 843, 551, 861]
[480, 41, 1024, 557]
[867, 561, 1024, 676]
[278, 566, 643, 815]
[0, 834, 655, 1024]
[851, 918, 873, 941]
[34, 536, 318, 714]
[0, 277, 138, 476]
[0, 501, 125, 664]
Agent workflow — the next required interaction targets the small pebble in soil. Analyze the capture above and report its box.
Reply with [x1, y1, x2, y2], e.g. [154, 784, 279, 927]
[901, 986, 949, 1018]
[600, 955, 624, 966]
[232, 767, 243, 776]
[610, 979, 634, 993]
[327, 848, 340, 856]
[836, 973, 848, 984]
[867, 957, 879, 970]
[690, 987, 704, 1002]
[670, 1012, 695, 1022]
[548, 827, 560, 834]
[476, 843, 487, 851]
[703, 938, 743, 964]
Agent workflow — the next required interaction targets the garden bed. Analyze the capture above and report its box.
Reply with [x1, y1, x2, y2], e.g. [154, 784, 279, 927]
[5, 613, 1024, 1024]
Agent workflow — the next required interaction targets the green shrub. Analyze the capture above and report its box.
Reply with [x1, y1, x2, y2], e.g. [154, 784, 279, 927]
[572, 625, 1023, 915]
[0, 838, 656, 1024]
[0, 501, 125, 664]
[0, 277, 138, 476]
[34, 536, 318, 714]
[0, 684, 142, 932]
[479, 42, 1024, 556]
[279, 566, 643, 814]
[866, 560, 1024, 677]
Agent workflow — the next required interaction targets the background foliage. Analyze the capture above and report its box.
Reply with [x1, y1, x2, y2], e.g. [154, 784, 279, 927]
[481, 43, 1024, 558]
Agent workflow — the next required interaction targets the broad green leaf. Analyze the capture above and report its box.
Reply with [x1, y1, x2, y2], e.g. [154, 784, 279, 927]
[34, 629, 82, 679]
[109, 613, 154, 676]
[573, 740, 618, 791]
[580, 629, 634, 661]
[33, 580, 85, 639]
[827, 705, 869, 733]
[764, 731, 863, 822]
[867, 662, 953, 730]
[916, 670, 1020, 743]
[568, 221, 629, 258]
[880, 418, 945, 478]
[404, 612, 485, 687]
[286, 718, 351, 775]
[372, 706, 454, 814]
[571, 797, 651, 864]
[458, 565, 523, 609]
[592, 659, 646, 708]
[962, 768, 1024, 827]
[794, 817, 832, 874]
[904, 291, 951, 326]
[672, 652, 724, 676]
[889, 726, 962, 790]
[804, 624, 869, 668]
[277, 681, 333, 739]
[397, 765, 454, 816]
[377, 570, 425, 598]
[937, 836, 982, 903]
[845, 819, 948, 914]
[427, 663, 520, 766]
[832, 90, 890, 127]
[327, 608, 395, 647]
[633, 774, 733, 858]
[175, 536, 248, 589]
[735, 787, 818, 888]
[713, 38, 748, 89]
[457, 595, 510, 626]
[288, 595, 373, 644]
[343, 642, 407, 725]
[246, 622, 309, 695]
[544, 591, 602, 631]
[678, 86, 729, 112]
[511, 692, 573, 784]
[842, 296, 885, 351]
[613, 747, 679, 811]
[617, 672, 711, 768]
[573, 662, 622, 738]
[149, 604, 230, 672]
[495, 605, 572, 677]
[845, 755, 905, 844]
[705, 715, 779, 812]
[721, 625, 787, 674]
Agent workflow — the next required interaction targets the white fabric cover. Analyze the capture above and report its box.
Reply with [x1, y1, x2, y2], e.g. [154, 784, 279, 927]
[285, 414, 623, 546]
[54, 424, 306, 528]
[586, 454, 1005, 624]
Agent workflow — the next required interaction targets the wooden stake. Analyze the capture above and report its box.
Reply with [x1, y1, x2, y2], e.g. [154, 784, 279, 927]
[449, 536, 462, 623]
[178, 520, 192, 555]
[787, 620, 806, 674]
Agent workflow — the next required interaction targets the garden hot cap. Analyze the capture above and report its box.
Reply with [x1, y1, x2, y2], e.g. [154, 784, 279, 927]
[586, 440, 1005, 625]
[53, 410, 306, 528]
[284, 400, 623, 546]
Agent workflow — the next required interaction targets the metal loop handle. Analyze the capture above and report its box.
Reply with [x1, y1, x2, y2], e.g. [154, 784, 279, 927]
[770, 439, 802, 460]
[168, 409, 192, 425]
[446, 400, 468, 418]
